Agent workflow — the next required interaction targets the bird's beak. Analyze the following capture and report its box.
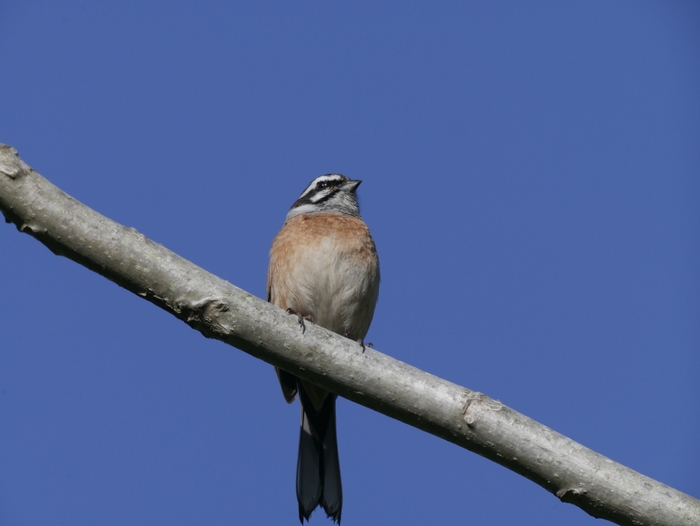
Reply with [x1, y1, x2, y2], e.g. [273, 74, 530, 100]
[343, 179, 362, 193]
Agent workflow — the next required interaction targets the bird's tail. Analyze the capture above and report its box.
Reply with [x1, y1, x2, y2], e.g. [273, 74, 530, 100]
[297, 389, 342, 524]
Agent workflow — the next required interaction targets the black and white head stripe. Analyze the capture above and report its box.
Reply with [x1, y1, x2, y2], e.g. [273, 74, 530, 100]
[287, 173, 362, 219]
[298, 174, 349, 201]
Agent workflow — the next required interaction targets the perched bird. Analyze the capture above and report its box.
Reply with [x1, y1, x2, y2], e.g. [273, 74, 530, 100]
[267, 174, 380, 524]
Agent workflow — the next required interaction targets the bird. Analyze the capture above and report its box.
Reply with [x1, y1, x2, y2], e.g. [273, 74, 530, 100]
[267, 174, 380, 524]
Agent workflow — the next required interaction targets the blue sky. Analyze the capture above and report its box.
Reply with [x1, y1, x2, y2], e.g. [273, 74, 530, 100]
[1, 2, 698, 525]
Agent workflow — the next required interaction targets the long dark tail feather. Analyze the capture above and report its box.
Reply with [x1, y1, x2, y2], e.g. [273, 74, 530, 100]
[296, 389, 342, 524]
[320, 403, 342, 523]
[297, 416, 322, 523]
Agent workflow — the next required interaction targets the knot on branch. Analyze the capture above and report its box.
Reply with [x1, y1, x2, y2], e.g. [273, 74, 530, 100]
[462, 391, 503, 427]
[556, 486, 588, 504]
[0, 145, 32, 180]
[187, 299, 233, 338]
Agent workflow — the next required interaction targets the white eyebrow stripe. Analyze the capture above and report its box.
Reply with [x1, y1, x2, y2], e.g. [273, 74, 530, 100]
[298, 174, 347, 199]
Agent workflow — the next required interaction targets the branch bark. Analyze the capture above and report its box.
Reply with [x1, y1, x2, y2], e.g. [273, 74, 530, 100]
[1, 143, 697, 526]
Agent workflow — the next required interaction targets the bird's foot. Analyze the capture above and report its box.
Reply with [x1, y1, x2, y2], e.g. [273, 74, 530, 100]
[347, 335, 373, 353]
[286, 308, 313, 334]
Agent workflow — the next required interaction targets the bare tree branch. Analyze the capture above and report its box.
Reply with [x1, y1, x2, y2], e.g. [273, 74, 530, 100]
[1, 144, 697, 526]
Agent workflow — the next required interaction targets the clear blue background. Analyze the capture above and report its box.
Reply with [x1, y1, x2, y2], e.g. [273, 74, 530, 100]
[1, 2, 698, 525]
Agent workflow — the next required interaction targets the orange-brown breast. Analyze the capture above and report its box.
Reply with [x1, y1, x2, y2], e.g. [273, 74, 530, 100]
[267, 212, 380, 341]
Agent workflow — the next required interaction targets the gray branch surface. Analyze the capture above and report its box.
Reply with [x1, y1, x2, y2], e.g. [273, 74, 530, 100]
[1, 144, 698, 526]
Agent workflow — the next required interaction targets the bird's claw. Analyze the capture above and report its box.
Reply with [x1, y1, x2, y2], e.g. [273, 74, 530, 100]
[355, 339, 373, 353]
[286, 308, 313, 334]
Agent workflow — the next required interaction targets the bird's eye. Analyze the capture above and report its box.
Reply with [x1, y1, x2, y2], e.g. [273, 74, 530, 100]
[317, 181, 330, 190]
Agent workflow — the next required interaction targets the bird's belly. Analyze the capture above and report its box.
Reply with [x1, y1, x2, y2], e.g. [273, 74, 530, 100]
[286, 239, 378, 340]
